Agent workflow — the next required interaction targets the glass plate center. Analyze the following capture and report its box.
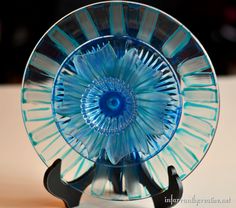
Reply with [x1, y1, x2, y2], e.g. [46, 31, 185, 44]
[52, 36, 182, 166]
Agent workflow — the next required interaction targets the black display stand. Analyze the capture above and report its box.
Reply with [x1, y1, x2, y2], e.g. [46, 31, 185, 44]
[44, 159, 183, 208]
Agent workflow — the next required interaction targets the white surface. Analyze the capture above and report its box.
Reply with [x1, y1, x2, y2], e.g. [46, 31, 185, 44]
[0, 76, 235, 207]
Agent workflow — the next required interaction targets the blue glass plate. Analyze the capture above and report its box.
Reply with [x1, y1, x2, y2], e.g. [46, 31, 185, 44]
[21, 1, 220, 201]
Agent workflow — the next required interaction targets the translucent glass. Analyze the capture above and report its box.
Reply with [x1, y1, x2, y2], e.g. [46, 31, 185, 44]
[21, 1, 220, 201]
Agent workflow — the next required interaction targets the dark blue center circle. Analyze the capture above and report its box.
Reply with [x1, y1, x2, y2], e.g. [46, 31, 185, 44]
[99, 91, 126, 117]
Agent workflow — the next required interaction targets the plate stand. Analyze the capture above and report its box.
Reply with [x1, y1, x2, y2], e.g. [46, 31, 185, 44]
[44, 159, 183, 208]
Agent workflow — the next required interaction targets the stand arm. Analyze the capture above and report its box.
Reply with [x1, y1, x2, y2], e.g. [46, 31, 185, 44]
[44, 159, 95, 208]
[151, 166, 183, 208]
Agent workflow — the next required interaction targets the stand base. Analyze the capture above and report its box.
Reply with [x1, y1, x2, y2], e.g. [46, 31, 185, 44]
[44, 159, 183, 208]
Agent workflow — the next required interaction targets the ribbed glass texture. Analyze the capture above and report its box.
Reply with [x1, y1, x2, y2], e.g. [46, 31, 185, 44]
[21, 1, 220, 201]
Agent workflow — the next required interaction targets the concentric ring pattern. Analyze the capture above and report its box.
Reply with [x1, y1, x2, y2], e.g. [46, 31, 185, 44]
[21, 1, 219, 201]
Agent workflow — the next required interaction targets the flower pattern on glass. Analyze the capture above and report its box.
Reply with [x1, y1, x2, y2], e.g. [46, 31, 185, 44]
[53, 42, 182, 165]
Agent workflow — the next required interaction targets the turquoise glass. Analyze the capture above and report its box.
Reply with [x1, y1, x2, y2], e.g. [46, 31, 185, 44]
[21, 1, 220, 201]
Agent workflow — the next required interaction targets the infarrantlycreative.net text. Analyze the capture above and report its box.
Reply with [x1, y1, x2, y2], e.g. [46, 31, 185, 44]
[165, 194, 231, 206]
